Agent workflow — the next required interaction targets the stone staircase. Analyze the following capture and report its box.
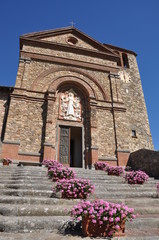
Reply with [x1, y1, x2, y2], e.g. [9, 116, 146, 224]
[0, 164, 159, 239]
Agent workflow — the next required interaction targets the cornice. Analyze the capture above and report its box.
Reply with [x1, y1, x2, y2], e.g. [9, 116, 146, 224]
[103, 43, 137, 56]
[20, 50, 119, 74]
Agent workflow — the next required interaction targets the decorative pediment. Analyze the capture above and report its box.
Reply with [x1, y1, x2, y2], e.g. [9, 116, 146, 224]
[20, 27, 118, 56]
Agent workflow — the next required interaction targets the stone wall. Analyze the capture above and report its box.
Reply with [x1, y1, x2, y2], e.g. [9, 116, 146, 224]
[97, 109, 116, 159]
[127, 149, 159, 178]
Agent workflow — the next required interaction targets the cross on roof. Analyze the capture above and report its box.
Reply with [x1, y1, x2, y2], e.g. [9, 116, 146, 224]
[70, 21, 75, 27]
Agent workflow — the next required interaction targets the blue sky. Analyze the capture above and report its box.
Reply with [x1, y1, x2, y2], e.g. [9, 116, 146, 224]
[0, 0, 158, 150]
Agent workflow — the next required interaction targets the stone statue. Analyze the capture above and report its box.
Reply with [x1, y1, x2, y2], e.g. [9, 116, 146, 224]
[66, 92, 75, 116]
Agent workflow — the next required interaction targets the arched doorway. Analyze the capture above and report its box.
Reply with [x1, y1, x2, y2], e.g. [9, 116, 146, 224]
[56, 84, 89, 168]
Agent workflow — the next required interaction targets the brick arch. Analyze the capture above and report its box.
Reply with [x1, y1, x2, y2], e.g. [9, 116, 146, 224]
[31, 67, 107, 100]
[48, 75, 97, 99]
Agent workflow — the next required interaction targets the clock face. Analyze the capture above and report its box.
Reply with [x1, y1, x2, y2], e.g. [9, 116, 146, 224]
[118, 71, 131, 83]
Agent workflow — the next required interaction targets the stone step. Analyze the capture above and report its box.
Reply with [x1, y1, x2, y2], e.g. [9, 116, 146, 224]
[0, 203, 159, 216]
[91, 191, 156, 198]
[0, 183, 156, 193]
[0, 183, 54, 190]
[0, 177, 157, 186]
[0, 216, 159, 233]
[0, 189, 53, 197]
[0, 216, 70, 232]
[126, 216, 159, 229]
[0, 195, 159, 207]
[0, 204, 72, 216]
[0, 196, 82, 205]
[0, 171, 47, 175]
[93, 185, 156, 191]
[0, 179, 53, 184]
[0, 177, 50, 181]
[0, 187, 157, 198]
[0, 231, 159, 240]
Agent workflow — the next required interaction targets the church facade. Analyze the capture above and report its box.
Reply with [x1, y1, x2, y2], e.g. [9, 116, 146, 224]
[0, 27, 153, 168]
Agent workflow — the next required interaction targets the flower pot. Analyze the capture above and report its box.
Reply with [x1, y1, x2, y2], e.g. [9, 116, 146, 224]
[82, 216, 125, 237]
[62, 192, 86, 199]
[108, 172, 120, 176]
[3, 160, 9, 166]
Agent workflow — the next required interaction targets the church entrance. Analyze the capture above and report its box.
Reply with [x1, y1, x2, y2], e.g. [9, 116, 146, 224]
[59, 125, 83, 168]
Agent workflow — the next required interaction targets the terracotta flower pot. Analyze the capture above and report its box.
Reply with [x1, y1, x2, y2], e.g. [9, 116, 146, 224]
[61, 192, 86, 199]
[108, 172, 120, 176]
[3, 160, 9, 166]
[82, 216, 125, 237]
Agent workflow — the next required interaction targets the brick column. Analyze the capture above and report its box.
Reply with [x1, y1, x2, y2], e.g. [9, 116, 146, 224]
[109, 75, 122, 102]
[14, 58, 25, 88]
[89, 99, 98, 168]
[43, 92, 56, 160]
[15, 57, 31, 89]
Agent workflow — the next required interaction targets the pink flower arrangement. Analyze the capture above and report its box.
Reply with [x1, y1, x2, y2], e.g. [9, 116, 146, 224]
[94, 162, 108, 171]
[71, 199, 136, 237]
[55, 178, 95, 199]
[106, 166, 124, 176]
[124, 170, 149, 184]
[42, 159, 62, 169]
[48, 166, 76, 181]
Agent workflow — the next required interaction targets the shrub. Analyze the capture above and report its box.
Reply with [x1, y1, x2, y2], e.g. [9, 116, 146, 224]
[124, 170, 149, 184]
[55, 178, 95, 199]
[71, 199, 136, 237]
[48, 166, 76, 181]
[94, 162, 108, 171]
[106, 166, 124, 176]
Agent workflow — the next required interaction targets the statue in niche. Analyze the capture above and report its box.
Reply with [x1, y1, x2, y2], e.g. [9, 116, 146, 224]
[59, 90, 81, 121]
[66, 92, 75, 116]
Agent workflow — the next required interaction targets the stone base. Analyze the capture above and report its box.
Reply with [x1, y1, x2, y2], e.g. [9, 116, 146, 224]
[1, 142, 41, 162]
[117, 150, 130, 166]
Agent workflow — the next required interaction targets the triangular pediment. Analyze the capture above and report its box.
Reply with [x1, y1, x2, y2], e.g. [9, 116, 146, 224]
[21, 27, 118, 56]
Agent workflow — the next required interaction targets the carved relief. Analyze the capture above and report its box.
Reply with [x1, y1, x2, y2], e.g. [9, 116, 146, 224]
[59, 89, 81, 121]
[118, 71, 131, 83]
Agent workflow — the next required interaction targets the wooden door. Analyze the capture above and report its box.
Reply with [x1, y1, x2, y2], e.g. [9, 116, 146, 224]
[59, 126, 70, 165]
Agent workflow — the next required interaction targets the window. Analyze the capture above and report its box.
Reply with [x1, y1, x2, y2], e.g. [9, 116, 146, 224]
[122, 53, 129, 68]
[115, 51, 129, 68]
[132, 130, 137, 138]
[67, 37, 78, 45]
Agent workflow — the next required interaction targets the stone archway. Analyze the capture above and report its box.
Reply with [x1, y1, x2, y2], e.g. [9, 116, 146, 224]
[56, 84, 90, 168]
[43, 78, 98, 169]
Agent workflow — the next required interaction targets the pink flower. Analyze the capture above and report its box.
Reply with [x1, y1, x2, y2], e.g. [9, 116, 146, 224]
[115, 225, 120, 230]
[115, 217, 120, 222]
[109, 217, 114, 222]
[92, 219, 96, 223]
